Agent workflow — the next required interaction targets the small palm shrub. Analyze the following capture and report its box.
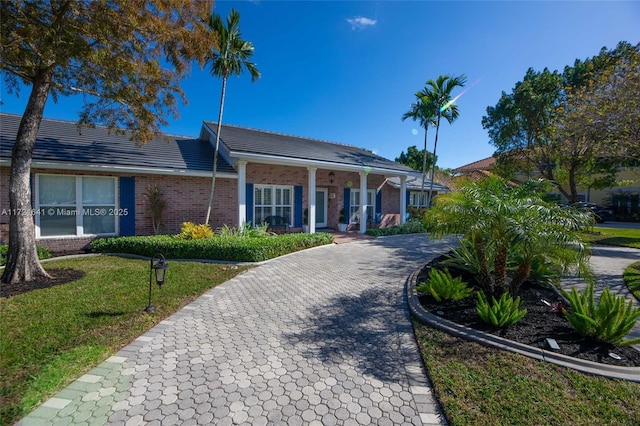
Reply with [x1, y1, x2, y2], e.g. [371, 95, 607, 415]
[476, 291, 527, 327]
[560, 282, 640, 346]
[217, 222, 272, 238]
[416, 268, 473, 302]
[177, 222, 213, 240]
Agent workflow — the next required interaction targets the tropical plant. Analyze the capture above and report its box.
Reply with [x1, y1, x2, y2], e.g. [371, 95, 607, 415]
[476, 291, 527, 327]
[143, 185, 167, 234]
[339, 208, 347, 224]
[177, 222, 213, 240]
[560, 282, 640, 346]
[426, 176, 593, 297]
[415, 74, 467, 207]
[0, 1, 215, 284]
[416, 268, 473, 302]
[217, 222, 272, 239]
[204, 9, 260, 225]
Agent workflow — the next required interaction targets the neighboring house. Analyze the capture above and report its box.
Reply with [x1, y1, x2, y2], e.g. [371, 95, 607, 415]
[0, 113, 441, 251]
[453, 156, 640, 220]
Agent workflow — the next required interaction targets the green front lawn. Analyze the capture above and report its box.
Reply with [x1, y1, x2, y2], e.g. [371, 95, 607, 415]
[415, 323, 640, 425]
[581, 226, 640, 249]
[0, 256, 248, 425]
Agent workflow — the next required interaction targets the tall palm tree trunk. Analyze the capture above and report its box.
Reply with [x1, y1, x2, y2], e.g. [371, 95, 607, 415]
[420, 127, 429, 202]
[205, 75, 228, 225]
[426, 111, 442, 208]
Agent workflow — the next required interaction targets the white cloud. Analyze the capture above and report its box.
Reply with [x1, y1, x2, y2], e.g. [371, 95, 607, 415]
[346, 16, 377, 30]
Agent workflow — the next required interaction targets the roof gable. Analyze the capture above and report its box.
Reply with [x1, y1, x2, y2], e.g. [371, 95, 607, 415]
[203, 122, 414, 174]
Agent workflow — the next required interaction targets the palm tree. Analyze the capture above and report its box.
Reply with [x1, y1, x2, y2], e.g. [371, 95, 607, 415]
[417, 74, 467, 207]
[204, 9, 260, 225]
[402, 98, 438, 205]
[426, 176, 593, 297]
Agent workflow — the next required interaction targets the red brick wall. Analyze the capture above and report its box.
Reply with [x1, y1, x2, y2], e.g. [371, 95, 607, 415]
[1, 164, 407, 251]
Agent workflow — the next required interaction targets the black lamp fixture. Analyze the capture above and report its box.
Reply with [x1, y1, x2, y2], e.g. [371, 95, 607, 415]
[145, 253, 168, 313]
[328, 171, 335, 184]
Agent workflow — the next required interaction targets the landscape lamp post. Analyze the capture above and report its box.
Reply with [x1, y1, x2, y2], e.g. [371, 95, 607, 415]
[145, 254, 168, 313]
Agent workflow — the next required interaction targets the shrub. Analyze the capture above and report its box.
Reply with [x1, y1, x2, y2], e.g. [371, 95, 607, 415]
[365, 220, 427, 237]
[217, 223, 271, 239]
[177, 222, 213, 240]
[476, 291, 527, 327]
[91, 233, 334, 262]
[0, 245, 51, 266]
[143, 184, 167, 234]
[416, 268, 473, 302]
[560, 282, 640, 346]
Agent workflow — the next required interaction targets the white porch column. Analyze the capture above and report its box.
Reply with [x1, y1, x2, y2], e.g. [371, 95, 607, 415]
[400, 175, 407, 225]
[359, 172, 368, 234]
[308, 167, 317, 234]
[237, 161, 247, 228]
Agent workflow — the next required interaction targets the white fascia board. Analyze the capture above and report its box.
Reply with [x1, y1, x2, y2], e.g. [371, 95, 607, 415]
[0, 159, 237, 179]
[230, 151, 413, 176]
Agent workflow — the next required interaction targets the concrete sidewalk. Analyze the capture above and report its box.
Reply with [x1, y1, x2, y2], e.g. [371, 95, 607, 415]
[19, 235, 450, 426]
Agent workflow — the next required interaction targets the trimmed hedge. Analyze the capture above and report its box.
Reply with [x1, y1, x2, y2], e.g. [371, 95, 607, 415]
[366, 220, 428, 237]
[91, 233, 335, 262]
[0, 245, 51, 267]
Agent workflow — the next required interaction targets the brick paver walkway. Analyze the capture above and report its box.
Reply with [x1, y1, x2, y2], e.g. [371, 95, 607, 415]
[19, 234, 449, 425]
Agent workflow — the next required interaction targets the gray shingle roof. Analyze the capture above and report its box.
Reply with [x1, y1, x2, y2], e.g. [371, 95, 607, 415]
[386, 174, 450, 192]
[203, 122, 414, 174]
[0, 113, 234, 175]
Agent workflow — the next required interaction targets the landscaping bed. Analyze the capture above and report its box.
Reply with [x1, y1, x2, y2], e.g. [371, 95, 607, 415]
[416, 259, 640, 367]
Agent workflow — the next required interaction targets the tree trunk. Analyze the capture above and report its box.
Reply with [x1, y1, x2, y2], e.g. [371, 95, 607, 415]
[493, 243, 509, 297]
[510, 260, 531, 295]
[568, 165, 579, 203]
[426, 112, 442, 208]
[420, 126, 429, 203]
[205, 75, 228, 225]
[1, 69, 53, 284]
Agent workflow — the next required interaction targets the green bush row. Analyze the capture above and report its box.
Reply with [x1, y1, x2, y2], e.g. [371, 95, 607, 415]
[91, 233, 334, 262]
[0, 245, 51, 267]
[366, 220, 427, 237]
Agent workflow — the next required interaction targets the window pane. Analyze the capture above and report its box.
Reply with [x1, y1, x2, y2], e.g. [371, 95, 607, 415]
[264, 188, 272, 204]
[83, 207, 116, 234]
[40, 212, 76, 236]
[282, 189, 291, 205]
[39, 175, 75, 205]
[83, 177, 115, 204]
[254, 188, 262, 205]
[275, 188, 282, 205]
[351, 190, 359, 205]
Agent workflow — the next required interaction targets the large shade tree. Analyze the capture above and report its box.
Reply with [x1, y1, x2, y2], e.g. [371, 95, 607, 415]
[414, 75, 467, 207]
[0, 0, 216, 284]
[394, 145, 436, 173]
[483, 42, 640, 203]
[204, 9, 260, 226]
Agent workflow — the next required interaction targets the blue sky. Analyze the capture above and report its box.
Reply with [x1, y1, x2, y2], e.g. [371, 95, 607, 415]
[1, 1, 638, 169]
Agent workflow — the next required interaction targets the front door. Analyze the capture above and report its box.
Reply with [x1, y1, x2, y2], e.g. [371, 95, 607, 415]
[316, 189, 328, 228]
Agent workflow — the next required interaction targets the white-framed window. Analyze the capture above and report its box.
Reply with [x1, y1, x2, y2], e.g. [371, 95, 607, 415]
[349, 189, 375, 224]
[254, 185, 293, 225]
[409, 191, 431, 208]
[36, 175, 118, 238]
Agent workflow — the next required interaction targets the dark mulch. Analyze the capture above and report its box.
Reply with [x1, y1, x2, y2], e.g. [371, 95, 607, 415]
[0, 269, 85, 298]
[416, 259, 640, 367]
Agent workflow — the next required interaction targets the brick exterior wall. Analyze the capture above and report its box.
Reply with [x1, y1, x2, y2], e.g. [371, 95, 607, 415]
[0, 164, 405, 252]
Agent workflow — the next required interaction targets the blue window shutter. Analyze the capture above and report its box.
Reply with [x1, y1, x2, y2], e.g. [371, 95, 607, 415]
[246, 183, 254, 225]
[119, 177, 136, 236]
[294, 186, 303, 227]
[406, 190, 411, 208]
[376, 189, 382, 222]
[344, 188, 350, 212]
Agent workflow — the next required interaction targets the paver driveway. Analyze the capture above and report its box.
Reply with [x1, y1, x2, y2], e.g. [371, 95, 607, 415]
[19, 234, 450, 426]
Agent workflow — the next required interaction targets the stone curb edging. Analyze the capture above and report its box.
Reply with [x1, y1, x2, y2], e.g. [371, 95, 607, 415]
[406, 266, 640, 383]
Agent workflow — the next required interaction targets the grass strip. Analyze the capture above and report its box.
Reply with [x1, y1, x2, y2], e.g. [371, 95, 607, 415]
[0, 256, 248, 425]
[581, 227, 640, 249]
[413, 322, 640, 425]
[623, 261, 640, 301]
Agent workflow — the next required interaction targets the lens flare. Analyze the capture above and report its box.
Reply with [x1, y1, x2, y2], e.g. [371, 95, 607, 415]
[363, 166, 372, 174]
[439, 77, 484, 113]
[411, 128, 418, 136]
